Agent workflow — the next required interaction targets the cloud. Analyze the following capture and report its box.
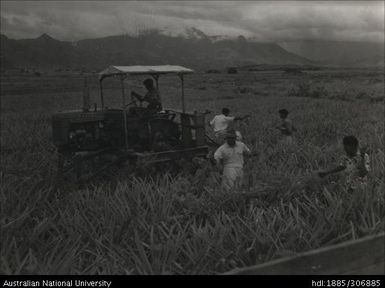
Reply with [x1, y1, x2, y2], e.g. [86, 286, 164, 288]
[0, 1, 383, 42]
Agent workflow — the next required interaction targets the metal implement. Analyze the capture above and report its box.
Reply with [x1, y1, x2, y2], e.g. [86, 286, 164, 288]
[223, 232, 385, 275]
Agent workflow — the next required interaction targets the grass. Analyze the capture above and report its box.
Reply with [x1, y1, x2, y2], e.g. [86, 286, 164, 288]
[0, 68, 384, 274]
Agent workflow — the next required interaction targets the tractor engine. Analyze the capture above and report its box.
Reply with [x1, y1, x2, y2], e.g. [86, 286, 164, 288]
[67, 123, 99, 150]
[52, 110, 125, 152]
[52, 109, 182, 153]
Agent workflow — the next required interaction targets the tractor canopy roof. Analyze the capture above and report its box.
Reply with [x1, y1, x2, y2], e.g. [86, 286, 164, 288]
[99, 65, 194, 81]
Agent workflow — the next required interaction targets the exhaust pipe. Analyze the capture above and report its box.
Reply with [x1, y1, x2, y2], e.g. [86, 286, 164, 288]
[83, 77, 90, 112]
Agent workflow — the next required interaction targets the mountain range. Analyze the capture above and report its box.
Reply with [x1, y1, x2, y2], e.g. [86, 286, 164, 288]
[1, 29, 383, 70]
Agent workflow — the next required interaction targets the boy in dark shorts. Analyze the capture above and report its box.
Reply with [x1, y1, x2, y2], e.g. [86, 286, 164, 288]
[276, 109, 296, 145]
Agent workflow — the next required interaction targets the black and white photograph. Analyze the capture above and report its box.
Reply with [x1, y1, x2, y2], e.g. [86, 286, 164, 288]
[0, 0, 384, 278]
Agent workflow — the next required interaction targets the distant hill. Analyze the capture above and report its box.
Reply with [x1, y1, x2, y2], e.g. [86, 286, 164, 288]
[3, 31, 382, 71]
[279, 40, 384, 67]
[0, 30, 312, 70]
[1, 33, 80, 68]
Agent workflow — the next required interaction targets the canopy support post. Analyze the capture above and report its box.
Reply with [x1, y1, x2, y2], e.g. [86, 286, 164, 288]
[120, 75, 129, 150]
[180, 74, 185, 113]
[152, 74, 161, 104]
[99, 80, 105, 109]
[152, 74, 159, 89]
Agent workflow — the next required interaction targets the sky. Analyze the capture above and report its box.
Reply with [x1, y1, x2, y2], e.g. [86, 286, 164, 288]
[1, 1, 384, 43]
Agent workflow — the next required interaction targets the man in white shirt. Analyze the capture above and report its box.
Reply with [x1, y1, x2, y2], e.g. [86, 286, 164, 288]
[214, 130, 252, 190]
[209, 108, 247, 143]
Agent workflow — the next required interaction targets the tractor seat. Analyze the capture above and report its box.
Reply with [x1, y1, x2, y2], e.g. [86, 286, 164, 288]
[128, 107, 157, 119]
[157, 111, 177, 121]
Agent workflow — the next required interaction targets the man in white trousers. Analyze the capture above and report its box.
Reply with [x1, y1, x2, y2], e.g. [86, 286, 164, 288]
[214, 130, 251, 190]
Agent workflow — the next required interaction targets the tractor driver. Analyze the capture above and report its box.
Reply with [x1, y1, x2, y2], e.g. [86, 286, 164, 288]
[131, 78, 162, 112]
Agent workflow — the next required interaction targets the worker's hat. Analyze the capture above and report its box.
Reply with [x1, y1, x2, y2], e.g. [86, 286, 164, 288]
[225, 130, 237, 139]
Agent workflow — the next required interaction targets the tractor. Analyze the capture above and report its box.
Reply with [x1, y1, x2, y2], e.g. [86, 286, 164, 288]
[52, 65, 215, 183]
